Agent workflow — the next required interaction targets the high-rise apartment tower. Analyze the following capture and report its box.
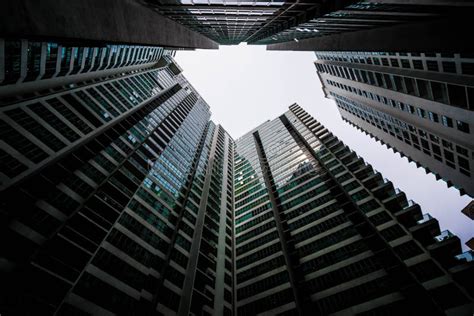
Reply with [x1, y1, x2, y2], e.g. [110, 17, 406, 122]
[233, 104, 473, 315]
[315, 51, 474, 197]
[0, 39, 234, 315]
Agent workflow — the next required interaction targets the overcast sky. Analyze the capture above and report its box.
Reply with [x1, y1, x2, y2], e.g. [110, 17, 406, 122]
[176, 44, 472, 250]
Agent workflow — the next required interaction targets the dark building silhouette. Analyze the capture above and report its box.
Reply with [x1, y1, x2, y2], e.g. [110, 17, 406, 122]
[461, 201, 474, 221]
[3, 1, 474, 52]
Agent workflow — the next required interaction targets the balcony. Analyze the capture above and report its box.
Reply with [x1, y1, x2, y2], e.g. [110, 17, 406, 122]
[410, 215, 441, 247]
[393, 200, 422, 228]
[434, 230, 455, 243]
[455, 251, 474, 263]
[353, 163, 374, 181]
[417, 213, 433, 225]
[450, 250, 474, 294]
[372, 180, 395, 200]
[383, 188, 407, 213]
[362, 173, 383, 190]
[429, 230, 462, 269]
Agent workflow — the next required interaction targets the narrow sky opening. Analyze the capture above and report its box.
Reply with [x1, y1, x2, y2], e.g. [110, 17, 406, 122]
[175, 44, 473, 249]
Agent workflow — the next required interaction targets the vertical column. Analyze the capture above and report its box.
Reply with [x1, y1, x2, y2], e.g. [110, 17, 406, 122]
[252, 131, 304, 315]
[213, 130, 231, 315]
[0, 39, 5, 84]
[178, 126, 220, 315]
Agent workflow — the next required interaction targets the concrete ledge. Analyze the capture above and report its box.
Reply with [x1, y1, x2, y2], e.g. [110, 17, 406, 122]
[266, 17, 474, 53]
[0, 0, 218, 49]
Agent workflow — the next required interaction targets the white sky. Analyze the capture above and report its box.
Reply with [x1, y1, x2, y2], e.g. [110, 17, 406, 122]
[176, 44, 473, 250]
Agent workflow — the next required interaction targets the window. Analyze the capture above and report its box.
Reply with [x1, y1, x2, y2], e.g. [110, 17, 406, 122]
[461, 62, 474, 75]
[393, 240, 423, 260]
[413, 60, 423, 69]
[393, 76, 404, 92]
[416, 79, 430, 99]
[5, 108, 66, 152]
[468, 87, 474, 108]
[238, 288, 294, 315]
[92, 249, 146, 290]
[442, 61, 457, 73]
[421, 138, 431, 154]
[237, 230, 277, 256]
[430, 81, 447, 103]
[29, 103, 80, 142]
[442, 139, 454, 150]
[441, 116, 453, 128]
[237, 271, 289, 300]
[237, 243, 281, 268]
[428, 111, 439, 122]
[416, 108, 427, 119]
[410, 260, 444, 282]
[448, 84, 468, 108]
[74, 273, 138, 315]
[351, 189, 369, 202]
[458, 156, 470, 171]
[384, 74, 393, 89]
[46, 98, 93, 134]
[0, 148, 28, 178]
[444, 150, 455, 164]
[426, 60, 438, 71]
[455, 145, 468, 157]
[61, 94, 103, 128]
[359, 199, 381, 213]
[370, 211, 392, 226]
[401, 59, 410, 68]
[429, 134, 439, 143]
[0, 119, 48, 163]
[380, 224, 406, 241]
[404, 77, 416, 95]
[432, 144, 442, 156]
[456, 120, 470, 133]
[237, 257, 285, 285]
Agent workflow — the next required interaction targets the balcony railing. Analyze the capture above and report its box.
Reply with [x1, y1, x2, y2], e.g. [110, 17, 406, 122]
[417, 213, 433, 224]
[434, 230, 454, 242]
[455, 250, 474, 262]
[404, 199, 416, 209]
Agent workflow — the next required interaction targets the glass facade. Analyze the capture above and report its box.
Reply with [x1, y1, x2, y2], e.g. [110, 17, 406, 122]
[0, 38, 168, 106]
[233, 104, 473, 315]
[315, 51, 474, 197]
[0, 41, 235, 315]
[1, 38, 473, 315]
[137, 1, 466, 46]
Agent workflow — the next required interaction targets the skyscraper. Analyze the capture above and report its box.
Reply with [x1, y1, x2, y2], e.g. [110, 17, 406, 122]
[234, 104, 473, 315]
[134, 0, 474, 51]
[0, 37, 473, 315]
[4, 1, 474, 52]
[0, 39, 234, 315]
[315, 51, 474, 197]
[139, 1, 321, 45]
[264, 2, 474, 53]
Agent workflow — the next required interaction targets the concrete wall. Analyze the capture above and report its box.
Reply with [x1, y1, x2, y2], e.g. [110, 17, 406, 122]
[0, 0, 218, 49]
[266, 18, 474, 53]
